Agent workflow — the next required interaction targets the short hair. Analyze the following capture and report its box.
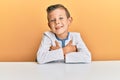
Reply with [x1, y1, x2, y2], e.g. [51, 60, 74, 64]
[46, 4, 71, 18]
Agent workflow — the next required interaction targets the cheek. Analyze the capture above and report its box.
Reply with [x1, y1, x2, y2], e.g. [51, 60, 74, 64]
[63, 21, 69, 27]
[64, 19, 70, 24]
[49, 25, 56, 31]
[49, 23, 54, 28]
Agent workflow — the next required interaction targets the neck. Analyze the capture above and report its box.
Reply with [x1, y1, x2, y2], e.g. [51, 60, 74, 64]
[56, 32, 69, 40]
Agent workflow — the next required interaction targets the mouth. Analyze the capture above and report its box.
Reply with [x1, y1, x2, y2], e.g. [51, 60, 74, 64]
[55, 26, 63, 30]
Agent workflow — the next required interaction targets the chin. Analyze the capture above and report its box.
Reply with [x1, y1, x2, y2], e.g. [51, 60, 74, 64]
[54, 29, 66, 35]
[55, 32, 62, 35]
[56, 31, 65, 35]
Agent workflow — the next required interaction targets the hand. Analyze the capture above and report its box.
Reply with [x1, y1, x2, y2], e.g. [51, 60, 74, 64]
[49, 41, 60, 51]
[63, 40, 77, 56]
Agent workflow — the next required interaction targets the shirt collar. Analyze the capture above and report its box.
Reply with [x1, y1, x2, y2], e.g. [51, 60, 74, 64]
[55, 32, 70, 41]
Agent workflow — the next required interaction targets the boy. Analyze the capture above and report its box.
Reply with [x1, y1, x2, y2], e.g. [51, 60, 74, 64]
[37, 4, 91, 64]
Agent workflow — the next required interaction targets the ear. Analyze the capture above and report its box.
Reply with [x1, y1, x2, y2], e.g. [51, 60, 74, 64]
[48, 22, 50, 28]
[68, 17, 73, 24]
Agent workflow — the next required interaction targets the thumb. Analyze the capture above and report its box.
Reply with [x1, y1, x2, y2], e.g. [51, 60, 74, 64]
[67, 40, 73, 46]
[55, 41, 59, 47]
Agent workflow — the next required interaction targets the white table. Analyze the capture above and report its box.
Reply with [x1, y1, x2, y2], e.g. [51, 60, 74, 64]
[0, 61, 120, 80]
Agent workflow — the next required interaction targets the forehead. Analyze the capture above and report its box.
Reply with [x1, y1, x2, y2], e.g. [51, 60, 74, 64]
[48, 8, 66, 17]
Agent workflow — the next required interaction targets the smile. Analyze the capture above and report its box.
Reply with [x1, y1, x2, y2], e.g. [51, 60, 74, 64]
[55, 26, 63, 30]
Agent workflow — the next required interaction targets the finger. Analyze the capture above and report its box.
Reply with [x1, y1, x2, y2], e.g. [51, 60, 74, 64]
[55, 41, 59, 47]
[67, 40, 73, 46]
[50, 46, 53, 50]
[69, 40, 73, 44]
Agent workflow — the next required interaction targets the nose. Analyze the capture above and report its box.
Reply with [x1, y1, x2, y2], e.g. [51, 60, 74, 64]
[55, 19, 60, 24]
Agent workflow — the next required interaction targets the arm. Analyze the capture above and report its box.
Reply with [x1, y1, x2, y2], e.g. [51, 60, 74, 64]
[37, 34, 64, 64]
[62, 40, 77, 56]
[65, 33, 91, 63]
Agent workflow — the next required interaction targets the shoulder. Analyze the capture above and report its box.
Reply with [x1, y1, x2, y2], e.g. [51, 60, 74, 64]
[43, 31, 55, 37]
[44, 31, 54, 36]
[69, 32, 81, 37]
[42, 31, 56, 41]
[69, 32, 82, 41]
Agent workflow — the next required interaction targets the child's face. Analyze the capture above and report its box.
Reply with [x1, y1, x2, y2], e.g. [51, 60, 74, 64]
[48, 8, 72, 35]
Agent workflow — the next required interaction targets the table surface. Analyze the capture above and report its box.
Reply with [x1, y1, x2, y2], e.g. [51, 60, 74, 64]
[0, 61, 120, 80]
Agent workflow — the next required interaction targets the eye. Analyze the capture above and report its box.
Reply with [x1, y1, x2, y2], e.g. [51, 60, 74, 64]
[49, 19, 56, 22]
[59, 17, 63, 20]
